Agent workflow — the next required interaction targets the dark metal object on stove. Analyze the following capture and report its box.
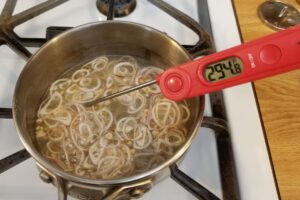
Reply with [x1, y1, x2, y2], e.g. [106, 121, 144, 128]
[207, 92, 242, 199]
[107, 0, 115, 20]
[46, 26, 72, 41]
[170, 164, 219, 200]
[0, 108, 12, 118]
[0, 149, 30, 174]
[0, 107, 31, 175]
[258, 0, 300, 30]
[0, 0, 68, 59]
[170, 117, 241, 200]
[202, 117, 240, 200]
[148, 0, 213, 57]
[96, 0, 136, 18]
[197, 0, 213, 37]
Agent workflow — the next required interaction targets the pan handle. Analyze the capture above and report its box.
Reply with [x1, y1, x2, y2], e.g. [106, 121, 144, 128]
[56, 177, 68, 200]
[52, 172, 152, 200]
[102, 179, 152, 200]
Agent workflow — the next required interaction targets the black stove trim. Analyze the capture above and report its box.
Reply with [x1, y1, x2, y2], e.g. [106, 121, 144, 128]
[0, 108, 12, 118]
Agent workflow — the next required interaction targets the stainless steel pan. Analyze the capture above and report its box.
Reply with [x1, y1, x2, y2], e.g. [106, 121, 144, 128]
[13, 21, 205, 200]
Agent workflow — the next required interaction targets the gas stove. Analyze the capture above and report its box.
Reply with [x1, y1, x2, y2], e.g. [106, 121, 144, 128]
[0, 0, 279, 199]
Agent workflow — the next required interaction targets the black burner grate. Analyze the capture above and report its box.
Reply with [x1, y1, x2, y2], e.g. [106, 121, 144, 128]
[0, 107, 12, 118]
[0, 0, 68, 59]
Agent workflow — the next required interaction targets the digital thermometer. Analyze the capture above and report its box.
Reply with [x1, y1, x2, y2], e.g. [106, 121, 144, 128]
[157, 25, 300, 101]
[84, 25, 300, 106]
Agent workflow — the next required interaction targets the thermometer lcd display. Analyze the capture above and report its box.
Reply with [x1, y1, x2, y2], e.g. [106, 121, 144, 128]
[204, 57, 243, 82]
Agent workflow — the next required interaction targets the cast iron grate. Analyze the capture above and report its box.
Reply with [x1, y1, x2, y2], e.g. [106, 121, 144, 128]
[0, 0, 68, 59]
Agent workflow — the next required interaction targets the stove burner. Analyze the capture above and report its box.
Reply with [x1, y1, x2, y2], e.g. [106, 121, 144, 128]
[96, 0, 136, 18]
[0, 0, 68, 59]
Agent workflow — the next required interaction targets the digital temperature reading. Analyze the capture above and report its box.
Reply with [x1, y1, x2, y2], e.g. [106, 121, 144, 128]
[204, 57, 243, 82]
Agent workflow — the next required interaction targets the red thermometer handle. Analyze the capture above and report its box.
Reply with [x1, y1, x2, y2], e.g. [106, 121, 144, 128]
[157, 25, 300, 101]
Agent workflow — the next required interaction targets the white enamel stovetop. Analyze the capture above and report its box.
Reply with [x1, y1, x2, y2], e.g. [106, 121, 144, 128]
[0, 1, 278, 200]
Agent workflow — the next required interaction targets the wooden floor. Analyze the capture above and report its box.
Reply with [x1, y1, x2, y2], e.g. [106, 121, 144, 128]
[233, 0, 300, 199]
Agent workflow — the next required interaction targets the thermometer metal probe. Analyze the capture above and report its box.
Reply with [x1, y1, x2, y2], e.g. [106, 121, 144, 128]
[83, 24, 300, 107]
